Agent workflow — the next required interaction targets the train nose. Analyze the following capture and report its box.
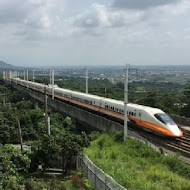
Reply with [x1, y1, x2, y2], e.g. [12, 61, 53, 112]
[168, 124, 183, 137]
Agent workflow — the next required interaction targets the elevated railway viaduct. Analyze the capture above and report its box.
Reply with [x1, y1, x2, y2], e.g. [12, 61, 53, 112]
[5, 80, 190, 164]
[6, 81, 124, 133]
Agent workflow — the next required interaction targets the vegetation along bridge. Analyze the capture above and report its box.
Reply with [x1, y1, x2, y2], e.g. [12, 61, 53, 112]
[5, 78, 190, 165]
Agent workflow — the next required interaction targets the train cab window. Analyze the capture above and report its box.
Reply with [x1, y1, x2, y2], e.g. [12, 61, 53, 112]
[154, 114, 176, 125]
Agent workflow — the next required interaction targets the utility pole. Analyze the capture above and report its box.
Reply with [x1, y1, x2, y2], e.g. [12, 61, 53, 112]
[32, 70, 34, 82]
[124, 64, 130, 141]
[48, 116, 51, 135]
[44, 78, 49, 134]
[17, 120, 23, 152]
[16, 70, 18, 85]
[27, 70, 28, 88]
[85, 69, 88, 94]
[3, 71, 5, 80]
[50, 69, 52, 85]
[24, 70, 25, 80]
[14, 108, 23, 152]
[9, 70, 11, 82]
[52, 68, 54, 99]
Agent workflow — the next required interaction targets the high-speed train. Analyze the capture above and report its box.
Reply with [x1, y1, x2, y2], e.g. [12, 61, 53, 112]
[11, 78, 183, 137]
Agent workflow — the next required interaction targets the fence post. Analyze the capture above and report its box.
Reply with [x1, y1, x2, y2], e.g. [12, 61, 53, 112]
[87, 162, 89, 179]
[105, 175, 107, 190]
[95, 167, 97, 188]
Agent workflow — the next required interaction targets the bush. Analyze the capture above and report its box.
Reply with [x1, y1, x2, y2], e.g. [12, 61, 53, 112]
[114, 131, 124, 143]
[48, 179, 66, 190]
[24, 178, 46, 190]
[97, 138, 104, 150]
[3, 176, 22, 190]
[90, 131, 101, 141]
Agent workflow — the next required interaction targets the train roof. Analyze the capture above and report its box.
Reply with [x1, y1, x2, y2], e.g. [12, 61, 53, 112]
[103, 97, 163, 113]
[15, 79, 164, 114]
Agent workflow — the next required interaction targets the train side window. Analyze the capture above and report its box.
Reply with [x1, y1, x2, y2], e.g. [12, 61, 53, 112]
[129, 111, 131, 115]
[131, 112, 133, 116]
[139, 113, 141, 117]
[134, 113, 136, 117]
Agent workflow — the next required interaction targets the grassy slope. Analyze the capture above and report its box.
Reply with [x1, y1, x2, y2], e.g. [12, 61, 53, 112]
[84, 134, 190, 190]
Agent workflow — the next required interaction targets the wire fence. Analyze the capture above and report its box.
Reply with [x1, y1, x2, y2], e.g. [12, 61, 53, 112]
[77, 153, 127, 190]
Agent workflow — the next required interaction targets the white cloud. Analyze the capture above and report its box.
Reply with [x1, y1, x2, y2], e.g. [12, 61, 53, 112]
[69, 3, 143, 31]
[0, 0, 66, 43]
[0, 0, 190, 66]
[112, 0, 180, 10]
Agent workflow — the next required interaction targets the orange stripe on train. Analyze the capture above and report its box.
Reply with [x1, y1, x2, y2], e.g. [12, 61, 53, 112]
[21, 83, 183, 137]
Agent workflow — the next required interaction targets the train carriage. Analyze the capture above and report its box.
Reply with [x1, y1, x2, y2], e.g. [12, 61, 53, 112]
[11, 78, 183, 137]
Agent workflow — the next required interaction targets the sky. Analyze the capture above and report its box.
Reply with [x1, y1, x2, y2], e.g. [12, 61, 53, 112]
[0, 0, 190, 67]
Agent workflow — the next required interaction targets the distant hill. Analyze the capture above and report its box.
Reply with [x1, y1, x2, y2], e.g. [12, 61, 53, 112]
[0, 61, 15, 69]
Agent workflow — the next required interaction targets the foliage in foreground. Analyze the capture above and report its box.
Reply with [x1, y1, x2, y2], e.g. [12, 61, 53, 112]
[85, 132, 190, 190]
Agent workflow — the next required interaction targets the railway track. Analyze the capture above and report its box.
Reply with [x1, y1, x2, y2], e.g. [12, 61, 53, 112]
[129, 126, 190, 159]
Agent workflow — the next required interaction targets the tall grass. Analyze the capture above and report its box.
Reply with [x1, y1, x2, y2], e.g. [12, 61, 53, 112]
[84, 133, 190, 190]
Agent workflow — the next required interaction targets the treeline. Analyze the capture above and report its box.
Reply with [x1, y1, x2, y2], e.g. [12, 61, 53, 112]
[0, 80, 92, 189]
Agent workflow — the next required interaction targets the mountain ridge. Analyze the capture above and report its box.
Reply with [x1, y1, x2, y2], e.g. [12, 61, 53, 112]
[0, 61, 15, 69]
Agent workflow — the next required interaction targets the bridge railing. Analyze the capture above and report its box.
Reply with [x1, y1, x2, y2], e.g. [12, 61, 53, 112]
[77, 153, 127, 190]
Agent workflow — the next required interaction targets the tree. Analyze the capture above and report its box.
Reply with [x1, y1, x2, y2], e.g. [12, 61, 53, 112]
[60, 131, 89, 175]
[181, 86, 190, 117]
[0, 145, 31, 187]
[31, 130, 89, 176]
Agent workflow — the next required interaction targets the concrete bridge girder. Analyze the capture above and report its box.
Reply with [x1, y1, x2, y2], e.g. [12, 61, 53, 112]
[9, 82, 123, 133]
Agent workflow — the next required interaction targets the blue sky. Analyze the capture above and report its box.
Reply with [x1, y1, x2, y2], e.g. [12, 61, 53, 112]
[0, 0, 190, 66]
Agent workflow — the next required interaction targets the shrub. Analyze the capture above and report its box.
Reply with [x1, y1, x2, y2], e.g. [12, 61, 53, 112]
[3, 176, 22, 190]
[90, 131, 101, 141]
[97, 138, 104, 150]
[24, 178, 46, 190]
[114, 131, 124, 143]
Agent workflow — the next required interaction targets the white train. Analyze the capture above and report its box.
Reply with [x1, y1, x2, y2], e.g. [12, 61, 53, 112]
[11, 78, 183, 137]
